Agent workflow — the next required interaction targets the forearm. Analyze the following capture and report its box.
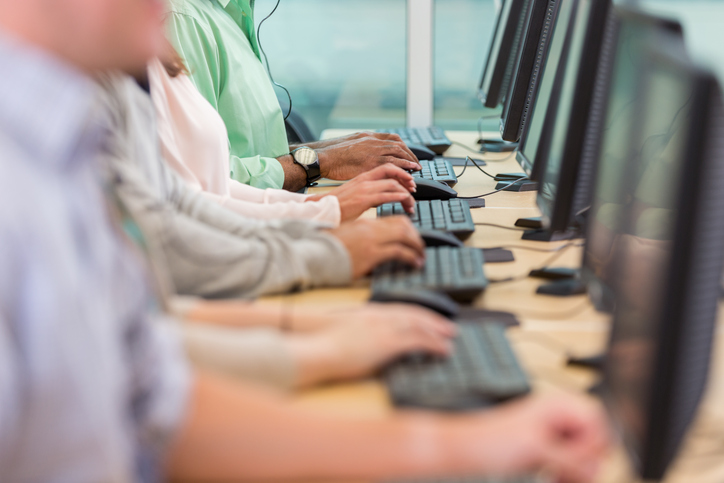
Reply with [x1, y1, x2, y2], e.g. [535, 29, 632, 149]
[279, 153, 308, 192]
[168, 370, 496, 482]
[290, 138, 338, 150]
[186, 300, 338, 332]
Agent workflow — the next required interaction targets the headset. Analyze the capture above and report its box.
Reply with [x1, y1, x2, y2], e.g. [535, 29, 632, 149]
[257, 0, 293, 120]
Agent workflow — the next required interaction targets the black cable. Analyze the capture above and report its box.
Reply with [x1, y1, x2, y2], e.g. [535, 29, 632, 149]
[451, 140, 486, 154]
[499, 243, 585, 253]
[458, 176, 528, 199]
[456, 156, 492, 179]
[257, 0, 293, 121]
[474, 222, 528, 232]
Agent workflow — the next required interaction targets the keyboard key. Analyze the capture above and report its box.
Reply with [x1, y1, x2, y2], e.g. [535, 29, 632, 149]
[377, 200, 475, 240]
[372, 247, 487, 303]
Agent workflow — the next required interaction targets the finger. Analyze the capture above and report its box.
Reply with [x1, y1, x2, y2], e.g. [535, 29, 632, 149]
[403, 307, 457, 337]
[382, 155, 422, 172]
[375, 243, 425, 270]
[364, 179, 414, 196]
[364, 192, 414, 209]
[364, 164, 415, 186]
[378, 217, 426, 256]
[397, 318, 455, 356]
[541, 447, 603, 483]
[389, 144, 421, 164]
[400, 194, 416, 214]
[373, 132, 405, 143]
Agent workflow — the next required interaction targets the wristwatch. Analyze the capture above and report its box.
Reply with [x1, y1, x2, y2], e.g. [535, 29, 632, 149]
[290, 147, 321, 185]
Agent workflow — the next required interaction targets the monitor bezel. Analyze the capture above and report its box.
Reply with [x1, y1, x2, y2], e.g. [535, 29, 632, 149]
[536, 0, 612, 233]
[478, 0, 509, 106]
[514, 0, 580, 180]
[580, 6, 685, 313]
[479, 0, 531, 109]
[601, 48, 722, 481]
[500, 0, 561, 143]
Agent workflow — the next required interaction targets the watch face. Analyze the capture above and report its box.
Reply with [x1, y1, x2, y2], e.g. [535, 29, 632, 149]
[294, 147, 318, 166]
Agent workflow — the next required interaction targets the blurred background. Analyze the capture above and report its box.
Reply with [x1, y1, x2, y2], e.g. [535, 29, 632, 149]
[256, 0, 724, 139]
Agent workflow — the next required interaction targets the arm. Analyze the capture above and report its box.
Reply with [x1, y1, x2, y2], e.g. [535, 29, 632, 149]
[168, 372, 610, 482]
[167, 13, 291, 190]
[184, 303, 455, 389]
[204, 186, 342, 227]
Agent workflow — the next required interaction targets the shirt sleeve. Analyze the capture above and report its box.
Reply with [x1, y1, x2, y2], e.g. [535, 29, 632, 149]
[229, 153, 286, 190]
[0, 310, 19, 467]
[166, 12, 222, 114]
[167, 13, 285, 190]
[182, 323, 296, 390]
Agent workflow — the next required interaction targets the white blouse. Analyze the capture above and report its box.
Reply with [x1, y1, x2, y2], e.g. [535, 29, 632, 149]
[148, 59, 340, 225]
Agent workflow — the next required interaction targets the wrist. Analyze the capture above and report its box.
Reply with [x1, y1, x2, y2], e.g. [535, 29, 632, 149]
[316, 149, 331, 178]
[284, 333, 342, 388]
[279, 154, 308, 191]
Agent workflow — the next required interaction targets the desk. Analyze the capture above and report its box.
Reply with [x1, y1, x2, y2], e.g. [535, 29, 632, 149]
[260, 130, 724, 483]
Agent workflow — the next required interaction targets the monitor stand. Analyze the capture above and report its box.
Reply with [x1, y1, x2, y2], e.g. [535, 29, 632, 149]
[479, 138, 518, 153]
[515, 216, 543, 229]
[536, 273, 587, 297]
[494, 172, 538, 192]
[567, 353, 606, 371]
[567, 353, 607, 396]
[521, 228, 580, 242]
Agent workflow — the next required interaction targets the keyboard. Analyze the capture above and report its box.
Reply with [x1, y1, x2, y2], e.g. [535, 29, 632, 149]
[384, 323, 531, 411]
[378, 199, 475, 240]
[372, 247, 488, 303]
[413, 159, 458, 186]
[378, 126, 452, 155]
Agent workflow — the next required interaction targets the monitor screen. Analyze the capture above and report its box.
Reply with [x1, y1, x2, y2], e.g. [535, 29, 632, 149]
[604, 57, 698, 478]
[479, 0, 513, 106]
[584, 11, 684, 311]
[516, 0, 577, 175]
[501, 0, 561, 143]
[478, 0, 531, 109]
[537, 0, 594, 226]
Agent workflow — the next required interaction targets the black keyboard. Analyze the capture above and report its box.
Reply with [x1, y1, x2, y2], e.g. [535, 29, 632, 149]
[378, 199, 475, 240]
[413, 159, 458, 186]
[385, 323, 530, 411]
[378, 126, 452, 155]
[372, 247, 488, 303]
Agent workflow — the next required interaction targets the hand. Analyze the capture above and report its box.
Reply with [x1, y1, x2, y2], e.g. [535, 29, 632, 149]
[316, 133, 421, 180]
[311, 304, 457, 381]
[299, 131, 415, 152]
[308, 165, 417, 222]
[459, 395, 611, 483]
[328, 217, 426, 278]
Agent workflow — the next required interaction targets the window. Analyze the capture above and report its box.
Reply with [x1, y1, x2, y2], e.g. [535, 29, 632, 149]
[255, 0, 407, 138]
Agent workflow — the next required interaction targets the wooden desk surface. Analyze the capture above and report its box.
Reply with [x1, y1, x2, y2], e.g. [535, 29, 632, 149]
[259, 130, 724, 483]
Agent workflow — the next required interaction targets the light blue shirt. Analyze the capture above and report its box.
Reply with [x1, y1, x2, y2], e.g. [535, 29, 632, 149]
[0, 33, 190, 483]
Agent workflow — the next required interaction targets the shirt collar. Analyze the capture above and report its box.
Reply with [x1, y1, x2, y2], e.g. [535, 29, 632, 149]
[0, 29, 103, 170]
[215, 0, 254, 14]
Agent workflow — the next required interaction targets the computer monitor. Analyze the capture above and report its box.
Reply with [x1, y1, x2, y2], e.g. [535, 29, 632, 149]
[478, 0, 533, 109]
[602, 47, 723, 482]
[514, 0, 579, 181]
[500, 0, 562, 143]
[582, 8, 684, 312]
[533, 0, 612, 240]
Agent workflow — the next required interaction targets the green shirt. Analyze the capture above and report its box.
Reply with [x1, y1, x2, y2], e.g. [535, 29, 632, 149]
[167, 0, 289, 189]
